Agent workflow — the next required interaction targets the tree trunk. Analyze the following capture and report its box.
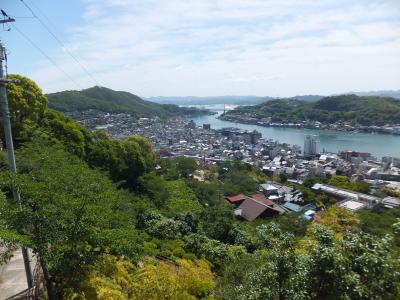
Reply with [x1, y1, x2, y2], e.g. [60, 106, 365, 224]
[39, 256, 57, 300]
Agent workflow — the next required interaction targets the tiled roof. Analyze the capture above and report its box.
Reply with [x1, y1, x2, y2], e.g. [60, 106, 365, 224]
[238, 198, 269, 221]
[226, 194, 248, 203]
[251, 193, 274, 206]
[238, 197, 286, 221]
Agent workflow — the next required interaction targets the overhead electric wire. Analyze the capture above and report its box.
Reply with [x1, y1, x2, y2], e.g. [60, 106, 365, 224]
[19, 0, 102, 86]
[7, 16, 36, 19]
[11, 23, 83, 89]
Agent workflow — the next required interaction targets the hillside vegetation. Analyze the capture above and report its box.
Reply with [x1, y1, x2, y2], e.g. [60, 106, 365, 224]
[227, 94, 400, 125]
[47, 86, 208, 118]
[0, 75, 399, 300]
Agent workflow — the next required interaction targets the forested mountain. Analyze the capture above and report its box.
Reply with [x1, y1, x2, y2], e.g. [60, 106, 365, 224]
[148, 95, 271, 105]
[1, 75, 400, 299]
[226, 94, 400, 125]
[47, 86, 208, 117]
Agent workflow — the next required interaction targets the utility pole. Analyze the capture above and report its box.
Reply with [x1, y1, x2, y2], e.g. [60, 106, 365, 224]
[0, 18, 34, 288]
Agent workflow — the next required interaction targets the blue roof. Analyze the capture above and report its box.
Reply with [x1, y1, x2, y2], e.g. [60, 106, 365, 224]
[283, 202, 302, 212]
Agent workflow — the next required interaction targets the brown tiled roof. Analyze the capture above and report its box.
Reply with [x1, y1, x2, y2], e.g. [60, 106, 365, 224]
[238, 198, 270, 221]
[226, 194, 248, 203]
[238, 197, 287, 221]
[251, 193, 274, 206]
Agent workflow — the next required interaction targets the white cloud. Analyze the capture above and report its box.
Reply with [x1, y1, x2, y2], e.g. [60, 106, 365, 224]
[27, 0, 400, 96]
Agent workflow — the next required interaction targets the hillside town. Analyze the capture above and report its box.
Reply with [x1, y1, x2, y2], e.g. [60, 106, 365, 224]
[66, 110, 400, 221]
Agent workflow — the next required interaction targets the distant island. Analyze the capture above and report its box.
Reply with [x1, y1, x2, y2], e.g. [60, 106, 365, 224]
[220, 94, 400, 134]
[148, 90, 400, 105]
[47, 86, 213, 118]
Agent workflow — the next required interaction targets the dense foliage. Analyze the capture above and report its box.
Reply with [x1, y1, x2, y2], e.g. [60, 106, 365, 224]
[328, 175, 370, 193]
[65, 256, 215, 300]
[0, 74, 48, 144]
[218, 223, 400, 300]
[47, 86, 209, 117]
[226, 94, 400, 125]
[0, 141, 145, 298]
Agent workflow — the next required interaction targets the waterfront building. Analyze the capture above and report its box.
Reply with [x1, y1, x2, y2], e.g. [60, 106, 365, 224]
[303, 135, 318, 157]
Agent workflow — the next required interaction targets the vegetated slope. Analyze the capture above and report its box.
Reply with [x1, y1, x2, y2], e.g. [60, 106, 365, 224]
[148, 95, 271, 105]
[227, 94, 400, 125]
[2, 75, 400, 300]
[47, 86, 201, 118]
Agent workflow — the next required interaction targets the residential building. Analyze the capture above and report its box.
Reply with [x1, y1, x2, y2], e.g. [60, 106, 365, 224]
[304, 135, 318, 157]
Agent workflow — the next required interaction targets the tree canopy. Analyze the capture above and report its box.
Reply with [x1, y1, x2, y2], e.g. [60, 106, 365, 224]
[0, 141, 145, 298]
[4, 74, 48, 144]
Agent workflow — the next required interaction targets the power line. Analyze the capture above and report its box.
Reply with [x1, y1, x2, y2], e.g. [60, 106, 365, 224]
[19, 0, 102, 86]
[11, 23, 83, 89]
[8, 16, 36, 19]
[25, 0, 64, 36]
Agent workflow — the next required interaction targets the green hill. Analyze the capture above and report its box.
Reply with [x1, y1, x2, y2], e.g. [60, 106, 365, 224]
[226, 94, 400, 126]
[47, 86, 207, 118]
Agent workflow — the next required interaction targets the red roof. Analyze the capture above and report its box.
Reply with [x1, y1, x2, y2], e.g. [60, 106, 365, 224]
[226, 194, 248, 203]
[251, 193, 274, 206]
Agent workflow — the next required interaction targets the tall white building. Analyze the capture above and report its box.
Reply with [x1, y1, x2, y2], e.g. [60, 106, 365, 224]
[304, 135, 318, 157]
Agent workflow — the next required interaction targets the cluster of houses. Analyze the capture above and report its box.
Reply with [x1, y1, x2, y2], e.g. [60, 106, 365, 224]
[227, 180, 400, 222]
[226, 181, 316, 221]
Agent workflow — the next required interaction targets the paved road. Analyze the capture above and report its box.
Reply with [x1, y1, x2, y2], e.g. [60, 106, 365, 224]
[0, 249, 33, 300]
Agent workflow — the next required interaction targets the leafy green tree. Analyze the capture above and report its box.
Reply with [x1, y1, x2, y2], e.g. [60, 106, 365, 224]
[329, 175, 370, 193]
[220, 223, 400, 300]
[175, 156, 198, 178]
[184, 233, 246, 270]
[303, 176, 329, 188]
[4, 74, 48, 144]
[87, 132, 156, 188]
[358, 205, 400, 247]
[279, 172, 288, 183]
[0, 140, 142, 299]
[164, 180, 203, 216]
[218, 161, 262, 196]
[187, 179, 221, 206]
[138, 172, 170, 207]
[381, 187, 400, 198]
[174, 212, 198, 234]
[65, 255, 215, 300]
[39, 109, 90, 156]
[313, 206, 361, 234]
[200, 205, 236, 243]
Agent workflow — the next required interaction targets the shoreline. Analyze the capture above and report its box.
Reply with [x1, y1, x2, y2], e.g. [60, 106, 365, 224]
[218, 115, 400, 136]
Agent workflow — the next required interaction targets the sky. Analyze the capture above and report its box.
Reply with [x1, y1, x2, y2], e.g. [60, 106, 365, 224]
[1, 0, 400, 97]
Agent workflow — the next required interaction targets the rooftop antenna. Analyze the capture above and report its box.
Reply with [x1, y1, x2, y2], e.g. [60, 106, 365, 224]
[0, 11, 34, 289]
